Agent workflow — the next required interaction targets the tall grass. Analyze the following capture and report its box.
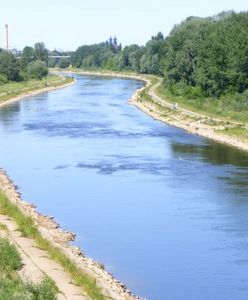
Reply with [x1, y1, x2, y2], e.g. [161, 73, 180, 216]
[157, 84, 248, 123]
[0, 274, 57, 300]
[0, 237, 22, 272]
[0, 236, 57, 299]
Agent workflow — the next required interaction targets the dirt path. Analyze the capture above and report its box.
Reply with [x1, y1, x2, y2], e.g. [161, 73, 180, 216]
[131, 77, 248, 152]
[0, 214, 89, 300]
[149, 78, 248, 127]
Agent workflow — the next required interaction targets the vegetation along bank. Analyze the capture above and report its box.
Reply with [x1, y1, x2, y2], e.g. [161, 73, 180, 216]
[0, 8, 248, 300]
[59, 11, 248, 151]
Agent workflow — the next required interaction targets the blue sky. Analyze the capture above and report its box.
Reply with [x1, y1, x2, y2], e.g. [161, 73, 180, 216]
[0, 0, 247, 51]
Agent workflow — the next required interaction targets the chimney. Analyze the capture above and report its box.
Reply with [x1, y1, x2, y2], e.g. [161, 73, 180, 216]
[5, 24, 9, 50]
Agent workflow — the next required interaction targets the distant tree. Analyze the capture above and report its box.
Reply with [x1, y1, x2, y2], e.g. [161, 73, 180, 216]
[59, 58, 70, 68]
[34, 42, 49, 65]
[48, 57, 57, 68]
[152, 32, 164, 40]
[27, 60, 48, 79]
[21, 46, 34, 69]
[0, 51, 21, 81]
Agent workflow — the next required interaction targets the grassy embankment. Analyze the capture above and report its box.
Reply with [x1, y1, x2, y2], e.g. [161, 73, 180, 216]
[53, 67, 248, 142]
[0, 74, 74, 104]
[0, 229, 57, 299]
[137, 75, 248, 142]
[157, 85, 248, 142]
[0, 190, 106, 300]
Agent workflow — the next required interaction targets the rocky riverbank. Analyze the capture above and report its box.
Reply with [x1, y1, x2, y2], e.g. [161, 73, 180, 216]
[0, 170, 139, 300]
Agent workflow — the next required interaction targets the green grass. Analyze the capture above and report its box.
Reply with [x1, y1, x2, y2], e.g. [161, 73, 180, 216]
[0, 236, 57, 299]
[0, 75, 74, 103]
[0, 237, 22, 272]
[0, 275, 57, 300]
[156, 85, 248, 123]
[0, 190, 106, 300]
[0, 223, 7, 231]
[216, 125, 248, 142]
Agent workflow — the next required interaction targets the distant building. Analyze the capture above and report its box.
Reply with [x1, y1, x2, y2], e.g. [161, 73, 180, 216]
[107, 36, 119, 50]
[10, 48, 22, 56]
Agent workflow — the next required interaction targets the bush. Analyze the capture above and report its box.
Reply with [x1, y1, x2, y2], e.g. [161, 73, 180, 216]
[27, 60, 48, 79]
[59, 58, 70, 68]
[0, 51, 21, 81]
[0, 74, 8, 85]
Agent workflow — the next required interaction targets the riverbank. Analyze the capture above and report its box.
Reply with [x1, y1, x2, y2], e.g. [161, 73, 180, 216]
[0, 170, 138, 300]
[130, 76, 248, 152]
[0, 74, 76, 109]
[52, 68, 148, 84]
[1, 68, 247, 298]
[0, 73, 138, 299]
[55, 68, 248, 152]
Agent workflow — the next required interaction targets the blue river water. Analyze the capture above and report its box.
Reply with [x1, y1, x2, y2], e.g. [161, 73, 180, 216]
[0, 74, 248, 300]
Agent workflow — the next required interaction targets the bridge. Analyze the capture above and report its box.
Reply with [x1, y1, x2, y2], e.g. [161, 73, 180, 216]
[49, 55, 71, 59]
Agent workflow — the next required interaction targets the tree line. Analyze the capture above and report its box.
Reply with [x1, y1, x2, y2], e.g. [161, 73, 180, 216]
[0, 42, 49, 84]
[72, 11, 248, 104]
[1, 10, 248, 106]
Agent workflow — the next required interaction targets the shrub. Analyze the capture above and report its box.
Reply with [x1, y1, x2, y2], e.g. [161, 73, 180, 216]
[27, 60, 48, 80]
[0, 51, 21, 81]
[0, 74, 8, 85]
[59, 58, 70, 69]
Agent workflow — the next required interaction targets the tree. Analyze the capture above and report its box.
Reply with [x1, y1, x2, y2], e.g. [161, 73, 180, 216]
[59, 58, 70, 68]
[48, 57, 57, 68]
[27, 60, 48, 79]
[0, 51, 21, 81]
[34, 42, 49, 65]
[21, 46, 34, 69]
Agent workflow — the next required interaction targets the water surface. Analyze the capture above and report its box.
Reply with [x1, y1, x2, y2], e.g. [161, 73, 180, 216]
[0, 75, 248, 300]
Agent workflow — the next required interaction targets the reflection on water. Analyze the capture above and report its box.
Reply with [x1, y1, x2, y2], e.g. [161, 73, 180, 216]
[0, 75, 248, 300]
[172, 142, 248, 195]
[172, 142, 248, 167]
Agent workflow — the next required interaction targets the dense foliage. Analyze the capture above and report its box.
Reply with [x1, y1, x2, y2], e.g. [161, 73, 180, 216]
[71, 35, 165, 74]
[0, 42, 49, 83]
[163, 11, 248, 99]
[0, 51, 21, 81]
[1, 11, 248, 104]
[72, 11, 248, 103]
[27, 60, 49, 79]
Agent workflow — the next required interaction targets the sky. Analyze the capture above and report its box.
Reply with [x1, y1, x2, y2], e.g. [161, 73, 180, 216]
[0, 0, 247, 51]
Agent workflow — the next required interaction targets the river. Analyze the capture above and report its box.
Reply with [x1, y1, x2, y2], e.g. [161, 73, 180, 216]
[0, 74, 248, 300]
